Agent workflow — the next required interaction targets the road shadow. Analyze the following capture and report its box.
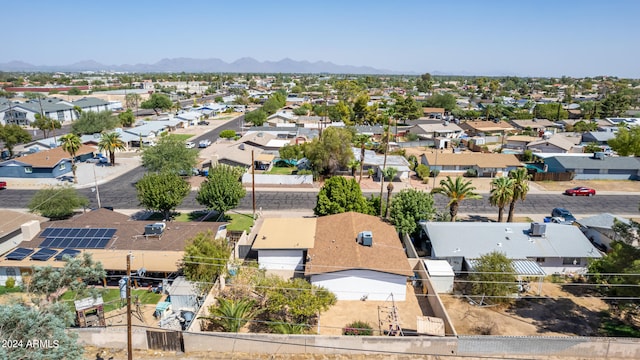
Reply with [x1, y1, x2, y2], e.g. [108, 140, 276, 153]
[508, 297, 602, 336]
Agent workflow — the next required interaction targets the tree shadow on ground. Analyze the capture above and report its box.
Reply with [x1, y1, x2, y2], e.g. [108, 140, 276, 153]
[461, 215, 495, 222]
[508, 297, 602, 336]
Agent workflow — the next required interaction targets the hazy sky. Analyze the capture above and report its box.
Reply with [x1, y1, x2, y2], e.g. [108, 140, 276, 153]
[4, 0, 638, 78]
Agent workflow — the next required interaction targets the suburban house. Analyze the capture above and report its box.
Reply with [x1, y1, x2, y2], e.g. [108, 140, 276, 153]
[420, 152, 522, 177]
[408, 122, 464, 140]
[266, 112, 297, 126]
[208, 140, 269, 169]
[0, 98, 77, 125]
[123, 119, 182, 145]
[240, 132, 291, 153]
[509, 119, 555, 133]
[420, 222, 602, 275]
[576, 213, 632, 251]
[0, 209, 228, 286]
[251, 218, 316, 277]
[540, 154, 640, 180]
[194, 104, 227, 117]
[305, 212, 413, 301]
[504, 135, 540, 151]
[422, 107, 445, 119]
[0, 145, 96, 178]
[353, 148, 411, 181]
[581, 131, 617, 145]
[458, 120, 515, 136]
[0, 210, 47, 285]
[527, 135, 579, 153]
[70, 97, 111, 113]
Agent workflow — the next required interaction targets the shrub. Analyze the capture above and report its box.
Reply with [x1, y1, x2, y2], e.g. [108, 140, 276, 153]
[297, 169, 313, 175]
[4, 277, 15, 289]
[522, 150, 533, 162]
[416, 164, 430, 180]
[430, 169, 440, 177]
[219, 129, 236, 139]
[464, 168, 478, 177]
[343, 321, 373, 336]
[405, 133, 418, 141]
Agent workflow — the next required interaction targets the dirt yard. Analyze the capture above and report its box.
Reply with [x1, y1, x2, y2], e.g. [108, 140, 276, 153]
[533, 179, 640, 192]
[440, 282, 610, 336]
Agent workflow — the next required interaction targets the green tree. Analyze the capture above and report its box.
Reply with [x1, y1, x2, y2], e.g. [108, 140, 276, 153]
[204, 297, 259, 332]
[33, 113, 61, 139]
[389, 189, 436, 236]
[533, 103, 568, 120]
[489, 177, 514, 222]
[469, 251, 518, 305]
[29, 253, 105, 302]
[219, 129, 236, 139]
[383, 166, 398, 181]
[141, 93, 173, 115]
[353, 134, 369, 183]
[583, 142, 603, 153]
[304, 127, 354, 174]
[196, 165, 246, 218]
[396, 95, 423, 123]
[314, 176, 373, 216]
[59, 133, 81, 183]
[117, 109, 135, 127]
[135, 171, 190, 220]
[141, 135, 198, 173]
[28, 185, 89, 219]
[506, 168, 530, 222]
[600, 92, 631, 117]
[416, 73, 433, 93]
[352, 94, 371, 124]
[98, 132, 126, 166]
[279, 144, 304, 161]
[125, 93, 142, 110]
[0, 303, 83, 360]
[71, 110, 119, 135]
[258, 276, 336, 324]
[0, 124, 31, 157]
[245, 109, 267, 126]
[67, 87, 82, 95]
[329, 100, 353, 123]
[608, 126, 640, 156]
[423, 93, 458, 112]
[182, 230, 231, 285]
[431, 176, 481, 222]
[573, 120, 598, 132]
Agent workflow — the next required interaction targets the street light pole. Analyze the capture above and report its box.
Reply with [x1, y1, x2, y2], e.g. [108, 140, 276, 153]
[92, 165, 101, 208]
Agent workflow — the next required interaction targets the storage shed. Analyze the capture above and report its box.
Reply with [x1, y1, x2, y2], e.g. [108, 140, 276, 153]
[423, 260, 455, 294]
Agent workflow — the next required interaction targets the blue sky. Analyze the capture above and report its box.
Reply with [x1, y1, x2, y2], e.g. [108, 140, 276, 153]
[4, 0, 639, 78]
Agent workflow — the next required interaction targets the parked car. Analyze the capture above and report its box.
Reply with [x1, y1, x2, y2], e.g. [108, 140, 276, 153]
[198, 121, 210, 126]
[551, 208, 576, 223]
[185, 141, 196, 149]
[198, 139, 212, 148]
[0, 180, 6, 189]
[564, 186, 596, 196]
[86, 154, 108, 164]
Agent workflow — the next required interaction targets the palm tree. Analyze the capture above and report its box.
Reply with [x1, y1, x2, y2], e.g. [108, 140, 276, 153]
[59, 134, 82, 184]
[202, 297, 260, 332]
[489, 177, 514, 222]
[353, 134, 369, 183]
[98, 132, 126, 166]
[507, 168, 530, 222]
[431, 176, 481, 222]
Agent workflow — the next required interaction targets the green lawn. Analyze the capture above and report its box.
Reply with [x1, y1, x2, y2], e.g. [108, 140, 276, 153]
[61, 289, 162, 313]
[267, 166, 296, 175]
[0, 286, 22, 296]
[145, 210, 253, 232]
[225, 213, 254, 233]
[167, 134, 194, 142]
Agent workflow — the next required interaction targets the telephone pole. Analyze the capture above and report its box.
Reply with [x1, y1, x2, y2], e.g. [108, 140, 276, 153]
[251, 150, 256, 218]
[126, 253, 133, 360]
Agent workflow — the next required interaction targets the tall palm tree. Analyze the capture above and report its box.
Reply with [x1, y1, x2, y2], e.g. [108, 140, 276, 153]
[431, 176, 481, 222]
[59, 134, 81, 184]
[353, 134, 369, 183]
[489, 177, 514, 222]
[201, 297, 260, 333]
[98, 132, 126, 166]
[507, 168, 531, 222]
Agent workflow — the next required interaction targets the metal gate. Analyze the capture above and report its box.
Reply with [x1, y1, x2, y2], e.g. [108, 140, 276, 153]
[146, 330, 184, 352]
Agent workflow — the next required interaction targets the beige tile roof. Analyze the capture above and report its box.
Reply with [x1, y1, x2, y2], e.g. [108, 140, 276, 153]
[305, 212, 412, 277]
[17, 145, 96, 167]
[422, 153, 522, 168]
[460, 120, 515, 132]
[252, 218, 316, 250]
[0, 210, 47, 239]
[507, 135, 540, 142]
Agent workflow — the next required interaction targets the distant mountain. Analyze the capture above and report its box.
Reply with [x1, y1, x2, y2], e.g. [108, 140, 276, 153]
[0, 57, 410, 74]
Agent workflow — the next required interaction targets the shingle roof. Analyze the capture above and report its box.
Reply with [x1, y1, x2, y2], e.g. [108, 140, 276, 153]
[575, 213, 630, 230]
[71, 97, 109, 108]
[421, 153, 522, 168]
[545, 155, 640, 170]
[12, 144, 96, 167]
[305, 212, 413, 277]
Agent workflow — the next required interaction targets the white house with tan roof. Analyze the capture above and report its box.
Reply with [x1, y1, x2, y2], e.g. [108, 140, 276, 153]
[420, 152, 522, 177]
[252, 218, 316, 277]
[305, 212, 413, 301]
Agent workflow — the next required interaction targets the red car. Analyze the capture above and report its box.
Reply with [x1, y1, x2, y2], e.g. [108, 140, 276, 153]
[0, 180, 6, 190]
[565, 186, 596, 196]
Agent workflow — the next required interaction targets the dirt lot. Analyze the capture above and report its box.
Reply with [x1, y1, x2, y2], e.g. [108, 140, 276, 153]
[533, 179, 640, 192]
[440, 282, 609, 336]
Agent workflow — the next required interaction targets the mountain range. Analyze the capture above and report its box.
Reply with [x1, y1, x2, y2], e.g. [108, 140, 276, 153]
[0, 57, 415, 75]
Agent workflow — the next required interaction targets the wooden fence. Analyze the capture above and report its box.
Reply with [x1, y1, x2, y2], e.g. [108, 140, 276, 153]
[531, 171, 575, 181]
[146, 330, 184, 352]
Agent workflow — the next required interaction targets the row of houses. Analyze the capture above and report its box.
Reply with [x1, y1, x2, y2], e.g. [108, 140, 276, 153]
[0, 97, 122, 125]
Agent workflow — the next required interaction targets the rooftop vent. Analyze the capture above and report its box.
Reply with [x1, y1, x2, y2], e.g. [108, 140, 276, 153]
[145, 222, 166, 236]
[530, 222, 546, 237]
[357, 231, 373, 247]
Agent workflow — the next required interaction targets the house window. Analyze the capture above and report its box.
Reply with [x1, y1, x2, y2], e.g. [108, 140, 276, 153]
[57, 110, 65, 120]
[25, 167, 33, 174]
[5, 268, 16, 277]
[535, 257, 545, 263]
[60, 163, 66, 170]
[563, 258, 581, 265]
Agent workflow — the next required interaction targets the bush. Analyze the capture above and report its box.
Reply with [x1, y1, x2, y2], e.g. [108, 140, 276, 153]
[522, 150, 533, 162]
[416, 164, 430, 180]
[219, 129, 236, 139]
[297, 169, 313, 175]
[405, 133, 419, 141]
[4, 277, 15, 289]
[464, 168, 478, 177]
[430, 169, 440, 177]
[343, 321, 373, 336]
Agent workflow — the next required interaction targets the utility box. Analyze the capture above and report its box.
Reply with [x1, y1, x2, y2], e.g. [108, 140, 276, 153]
[357, 231, 373, 246]
[145, 223, 166, 235]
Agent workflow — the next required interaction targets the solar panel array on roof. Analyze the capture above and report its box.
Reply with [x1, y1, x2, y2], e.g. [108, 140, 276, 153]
[31, 248, 58, 261]
[39, 228, 116, 249]
[54, 249, 81, 261]
[6, 248, 34, 260]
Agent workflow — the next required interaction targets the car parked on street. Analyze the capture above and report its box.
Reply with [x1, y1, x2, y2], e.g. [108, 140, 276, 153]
[198, 139, 212, 148]
[564, 186, 596, 196]
[551, 207, 576, 223]
[198, 121, 210, 126]
[0, 180, 6, 189]
[185, 141, 195, 149]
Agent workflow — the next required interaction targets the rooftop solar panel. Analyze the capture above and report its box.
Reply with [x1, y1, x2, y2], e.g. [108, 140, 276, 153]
[6, 248, 35, 260]
[38, 228, 116, 249]
[31, 248, 58, 261]
[54, 249, 80, 261]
